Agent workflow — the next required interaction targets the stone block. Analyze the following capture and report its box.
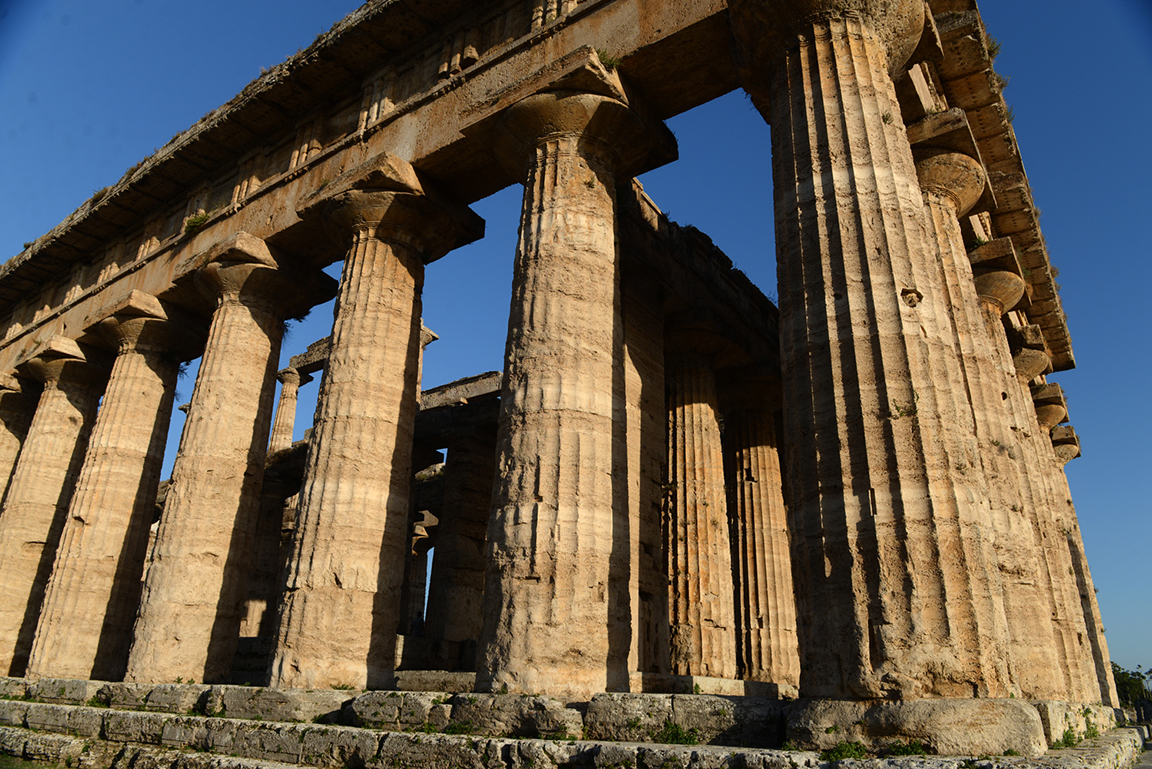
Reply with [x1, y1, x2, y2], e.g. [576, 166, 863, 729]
[446, 693, 582, 739]
[787, 698, 1047, 757]
[671, 694, 787, 747]
[144, 684, 212, 714]
[219, 686, 352, 724]
[585, 693, 674, 742]
[377, 731, 489, 768]
[94, 682, 150, 710]
[393, 670, 475, 693]
[103, 709, 165, 744]
[0, 700, 29, 727]
[28, 679, 100, 704]
[24, 703, 73, 734]
[65, 707, 105, 738]
[231, 721, 307, 764]
[0, 678, 27, 700]
[300, 724, 385, 768]
[343, 691, 451, 731]
[159, 715, 212, 748]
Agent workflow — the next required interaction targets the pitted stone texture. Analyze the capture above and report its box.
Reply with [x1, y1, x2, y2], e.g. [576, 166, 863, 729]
[750, 9, 1012, 700]
[128, 244, 332, 685]
[30, 297, 197, 682]
[218, 687, 353, 725]
[787, 698, 1047, 756]
[587, 693, 786, 747]
[28, 677, 102, 703]
[0, 348, 105, 677]
[274, 186, 478, 691]
[480, 91, 660, 699]
[446, 693, 583, 739]
[1031, 701, 1117, 747]
[343, 691, 452, 731]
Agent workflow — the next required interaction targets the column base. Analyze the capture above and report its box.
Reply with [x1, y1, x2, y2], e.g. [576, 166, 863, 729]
[629, 671, 798, 699]
[786, 697, 1048, 757]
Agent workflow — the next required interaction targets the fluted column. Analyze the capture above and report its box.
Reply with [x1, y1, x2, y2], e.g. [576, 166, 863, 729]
[0, 338, 107, 675]
[663, 346, 735, 679]
[26, 292, 202, 681]
[731, 1, 1014, 699]
[721, 378, 799, 688]
[916, 150, 1086, 702]
[268, 368, 311, 453]
[126, 234, 333, 684]
[271, 155, 480, 690]
[477, 90, 661, 698]
[0, 376, 38, 507]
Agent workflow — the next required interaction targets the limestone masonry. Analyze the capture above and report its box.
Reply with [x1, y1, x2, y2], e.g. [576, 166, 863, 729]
[0, 0, 1125, 760]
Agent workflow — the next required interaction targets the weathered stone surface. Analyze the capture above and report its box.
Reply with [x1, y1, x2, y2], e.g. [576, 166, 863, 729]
[343, 690, 451, 731]
[788, 698, 1048, 757]
[446, 693, 583, 739]
[217, 687, 352, 725]
[478, 88, 672, 700]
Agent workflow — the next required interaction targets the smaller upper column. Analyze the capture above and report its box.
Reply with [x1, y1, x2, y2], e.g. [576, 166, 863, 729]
[268, 368, 312, 454]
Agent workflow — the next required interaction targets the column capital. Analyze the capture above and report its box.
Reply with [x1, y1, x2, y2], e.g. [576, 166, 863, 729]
[87, 290, 206, 360]
[914, 149, 986, 217]
[21, 337, 111, 390]
[276, 367, 313, 388]
[730, 0, 926, 94]
[192, 232, 337, 318]
[297, 152, 483, 264]
[493, 91, 655, 181]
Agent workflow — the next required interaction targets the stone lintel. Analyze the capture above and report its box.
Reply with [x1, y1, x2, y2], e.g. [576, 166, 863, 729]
[715, 363, 783, 409]
[288, 336, 330, 374]
[666, 310, 751, 369]
[908, 108, 996, 213]
[419, 371, 502, 411]
[417, 398, 500, 448]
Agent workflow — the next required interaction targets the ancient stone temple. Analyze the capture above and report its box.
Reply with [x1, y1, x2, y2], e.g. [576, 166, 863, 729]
[0, 0, 1119, 757]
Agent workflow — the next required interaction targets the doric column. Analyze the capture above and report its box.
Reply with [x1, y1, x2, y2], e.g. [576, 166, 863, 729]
[271, 153, 481, 690]
[268, 368, 311, 453]
[720, 376, 799, 689]
[0, 375, 38, 506]
[730, 0, 1015, 700]
[0, 337, 108, 676]
[425, 424, 497, 663]
[663, 344, 736, 679]
[477, 89, 665, 698]
[126, 233, 334, 684]
[27, 292, 203, 682]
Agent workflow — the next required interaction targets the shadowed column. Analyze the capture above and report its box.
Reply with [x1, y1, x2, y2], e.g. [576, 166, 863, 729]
[271, 154, 480, 689]
[126, 233, 334, 684]
[476, 89, 670, 698]
[663, 344, 736, 679]
[0, 338, 108, 676]
[27, 292, 203, 681]
[721, 376, 799, 689]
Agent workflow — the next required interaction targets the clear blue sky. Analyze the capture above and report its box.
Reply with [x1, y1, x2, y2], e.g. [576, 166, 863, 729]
[0, 1, 1148, 676]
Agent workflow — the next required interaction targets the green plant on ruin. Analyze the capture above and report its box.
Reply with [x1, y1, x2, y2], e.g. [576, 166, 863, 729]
[821, 742, 868, 762]
[651, 718, 698, 746]
[184, 213, 210, 234]
[595, 49, 621, 71]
